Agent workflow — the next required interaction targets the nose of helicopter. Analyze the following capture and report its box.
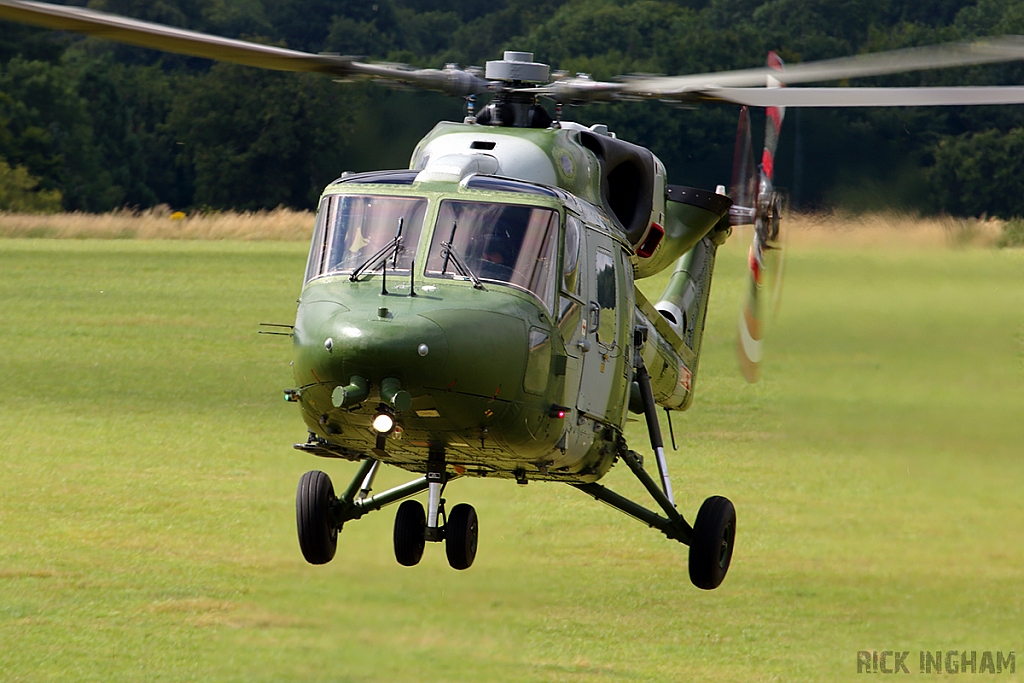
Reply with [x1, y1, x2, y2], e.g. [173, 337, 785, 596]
[293, 299, 531, 412]
[293, 301, 452, 395]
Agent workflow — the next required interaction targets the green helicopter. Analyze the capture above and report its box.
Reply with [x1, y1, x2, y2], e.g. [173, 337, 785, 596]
[6, 0, 1024, 588]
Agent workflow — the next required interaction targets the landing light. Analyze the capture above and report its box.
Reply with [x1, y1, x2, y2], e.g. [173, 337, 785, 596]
[372, 411, 395, 434]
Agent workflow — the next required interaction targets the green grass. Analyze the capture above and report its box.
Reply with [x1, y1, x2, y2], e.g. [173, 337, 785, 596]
[1, 238, 1021, 682]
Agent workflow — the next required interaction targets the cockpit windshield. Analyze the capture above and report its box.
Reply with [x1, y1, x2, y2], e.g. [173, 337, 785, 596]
[305, 194, 427, 281]
[425, 200, 560, 311]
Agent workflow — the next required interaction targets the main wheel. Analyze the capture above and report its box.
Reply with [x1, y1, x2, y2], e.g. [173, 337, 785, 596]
[445, 503, 478, 570]
[393, 500, 426, 566]
[688, 496, 736, 590]
[296, 470, 338, 565]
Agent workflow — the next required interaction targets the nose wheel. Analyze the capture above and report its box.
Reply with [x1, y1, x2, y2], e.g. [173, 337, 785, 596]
[392, 497, 479, 570]
[295, 460, 478, 570]
[393, 499, 426, 566]
[444, 503, 478, 570]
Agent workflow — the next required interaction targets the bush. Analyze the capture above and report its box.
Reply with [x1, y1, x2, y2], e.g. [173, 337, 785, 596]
[997, 217, 1024, 248]
[0, 159, 62, 213]
[930, 129, 1024, 219]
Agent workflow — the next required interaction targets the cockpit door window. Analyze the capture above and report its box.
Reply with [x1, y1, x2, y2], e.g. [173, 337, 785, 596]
[594, 248, 617, 346]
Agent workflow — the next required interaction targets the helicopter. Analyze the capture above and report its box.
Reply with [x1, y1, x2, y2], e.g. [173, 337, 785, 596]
[5, 0, 1024, 589]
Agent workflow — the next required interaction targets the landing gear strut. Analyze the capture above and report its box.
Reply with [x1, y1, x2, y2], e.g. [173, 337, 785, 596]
[572, 357, 737, 590]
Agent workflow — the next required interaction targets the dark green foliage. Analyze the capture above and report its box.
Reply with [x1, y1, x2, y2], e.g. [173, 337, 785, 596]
[1, 0, 1023, 215]
[0, 156, 62, 211]
[167, 64, 359, 210]
[930, 128, 1024, 218]
[996, 217, 1024, 247]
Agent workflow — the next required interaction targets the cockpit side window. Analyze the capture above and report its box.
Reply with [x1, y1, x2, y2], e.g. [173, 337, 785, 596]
[563, 215, 581, 294]
[306, 194, 428, 281]
[425, 200, 560, 312]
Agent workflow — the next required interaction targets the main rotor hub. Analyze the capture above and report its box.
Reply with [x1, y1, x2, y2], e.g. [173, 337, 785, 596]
[485, 51, 549, 84]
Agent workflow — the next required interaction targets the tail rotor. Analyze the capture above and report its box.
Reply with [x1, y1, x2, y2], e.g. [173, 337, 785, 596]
[734, 52, 788, 383]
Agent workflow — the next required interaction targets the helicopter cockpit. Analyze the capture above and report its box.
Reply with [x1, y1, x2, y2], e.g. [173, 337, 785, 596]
[304, 183, 565, 314]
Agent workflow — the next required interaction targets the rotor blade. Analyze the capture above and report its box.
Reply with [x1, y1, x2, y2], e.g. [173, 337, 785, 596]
[736, 241, 766, 383]
[621, 36, 1024, 97]
[528, 37, 1024, 104]
[730, 106, 756, 213]
[761, 52, 786, 184]
[0, 0, 356, 73]
[736, 207, 786, 384]
[0, 0, 490, 96]
[737, 53, 787, 382]
[692, 85, 1024, 107]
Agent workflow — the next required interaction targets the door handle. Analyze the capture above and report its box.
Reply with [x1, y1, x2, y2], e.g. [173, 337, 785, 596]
[588, 301, 601, 332]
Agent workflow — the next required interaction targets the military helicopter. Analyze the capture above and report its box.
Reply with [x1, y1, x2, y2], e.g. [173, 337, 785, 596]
[5, 0, 1024, 589]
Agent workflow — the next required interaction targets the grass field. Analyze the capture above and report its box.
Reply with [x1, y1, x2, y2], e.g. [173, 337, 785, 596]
[1, 233, 1022, 682]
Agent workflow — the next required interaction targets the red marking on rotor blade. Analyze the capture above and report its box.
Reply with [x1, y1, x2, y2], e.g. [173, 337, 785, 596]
[767, 106, 784, 131]
[767, 50, 785, 72]
[748, 246, 763, 284]
[761, 149, 775, 181]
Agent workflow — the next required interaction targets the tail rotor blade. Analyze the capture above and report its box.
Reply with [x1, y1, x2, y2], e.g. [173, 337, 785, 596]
[737, 52, 788, 383]
[730, 106, 756, 214]
[737, 243, 765, 382]
[760, 51, 786, 186]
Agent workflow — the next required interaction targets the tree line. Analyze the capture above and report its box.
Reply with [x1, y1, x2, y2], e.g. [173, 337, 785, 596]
[2, 0, 1024, 216]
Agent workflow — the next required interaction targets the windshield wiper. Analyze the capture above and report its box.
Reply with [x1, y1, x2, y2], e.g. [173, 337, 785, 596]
[440, 221, 484, 289]
[350, 217, 405, 282]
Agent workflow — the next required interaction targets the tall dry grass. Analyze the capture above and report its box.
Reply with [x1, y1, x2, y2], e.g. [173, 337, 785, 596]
[0, 206, 1009, 248]
[0, 206, 315, 240]
[782, 211, 1004, 249]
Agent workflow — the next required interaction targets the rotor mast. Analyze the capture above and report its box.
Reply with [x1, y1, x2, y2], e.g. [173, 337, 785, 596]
[472, 52, 555, 128]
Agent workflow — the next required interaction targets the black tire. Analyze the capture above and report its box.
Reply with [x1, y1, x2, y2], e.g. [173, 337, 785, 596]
[393, 500, 426, 567]
[296, 470, 338, 565]
[445, 503, 478, 570]
[688, 496, 736, 590]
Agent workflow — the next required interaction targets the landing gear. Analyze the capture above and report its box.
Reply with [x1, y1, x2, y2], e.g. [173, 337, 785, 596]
[394, 459, 479, 570]
[393, 500, 427, 566]
[571, 355, 738, 590]
[445, 503, 479, 570]
[688, 496, 736, 590]
[296, 470, 338, 565]
[295, 457, 476, 569]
